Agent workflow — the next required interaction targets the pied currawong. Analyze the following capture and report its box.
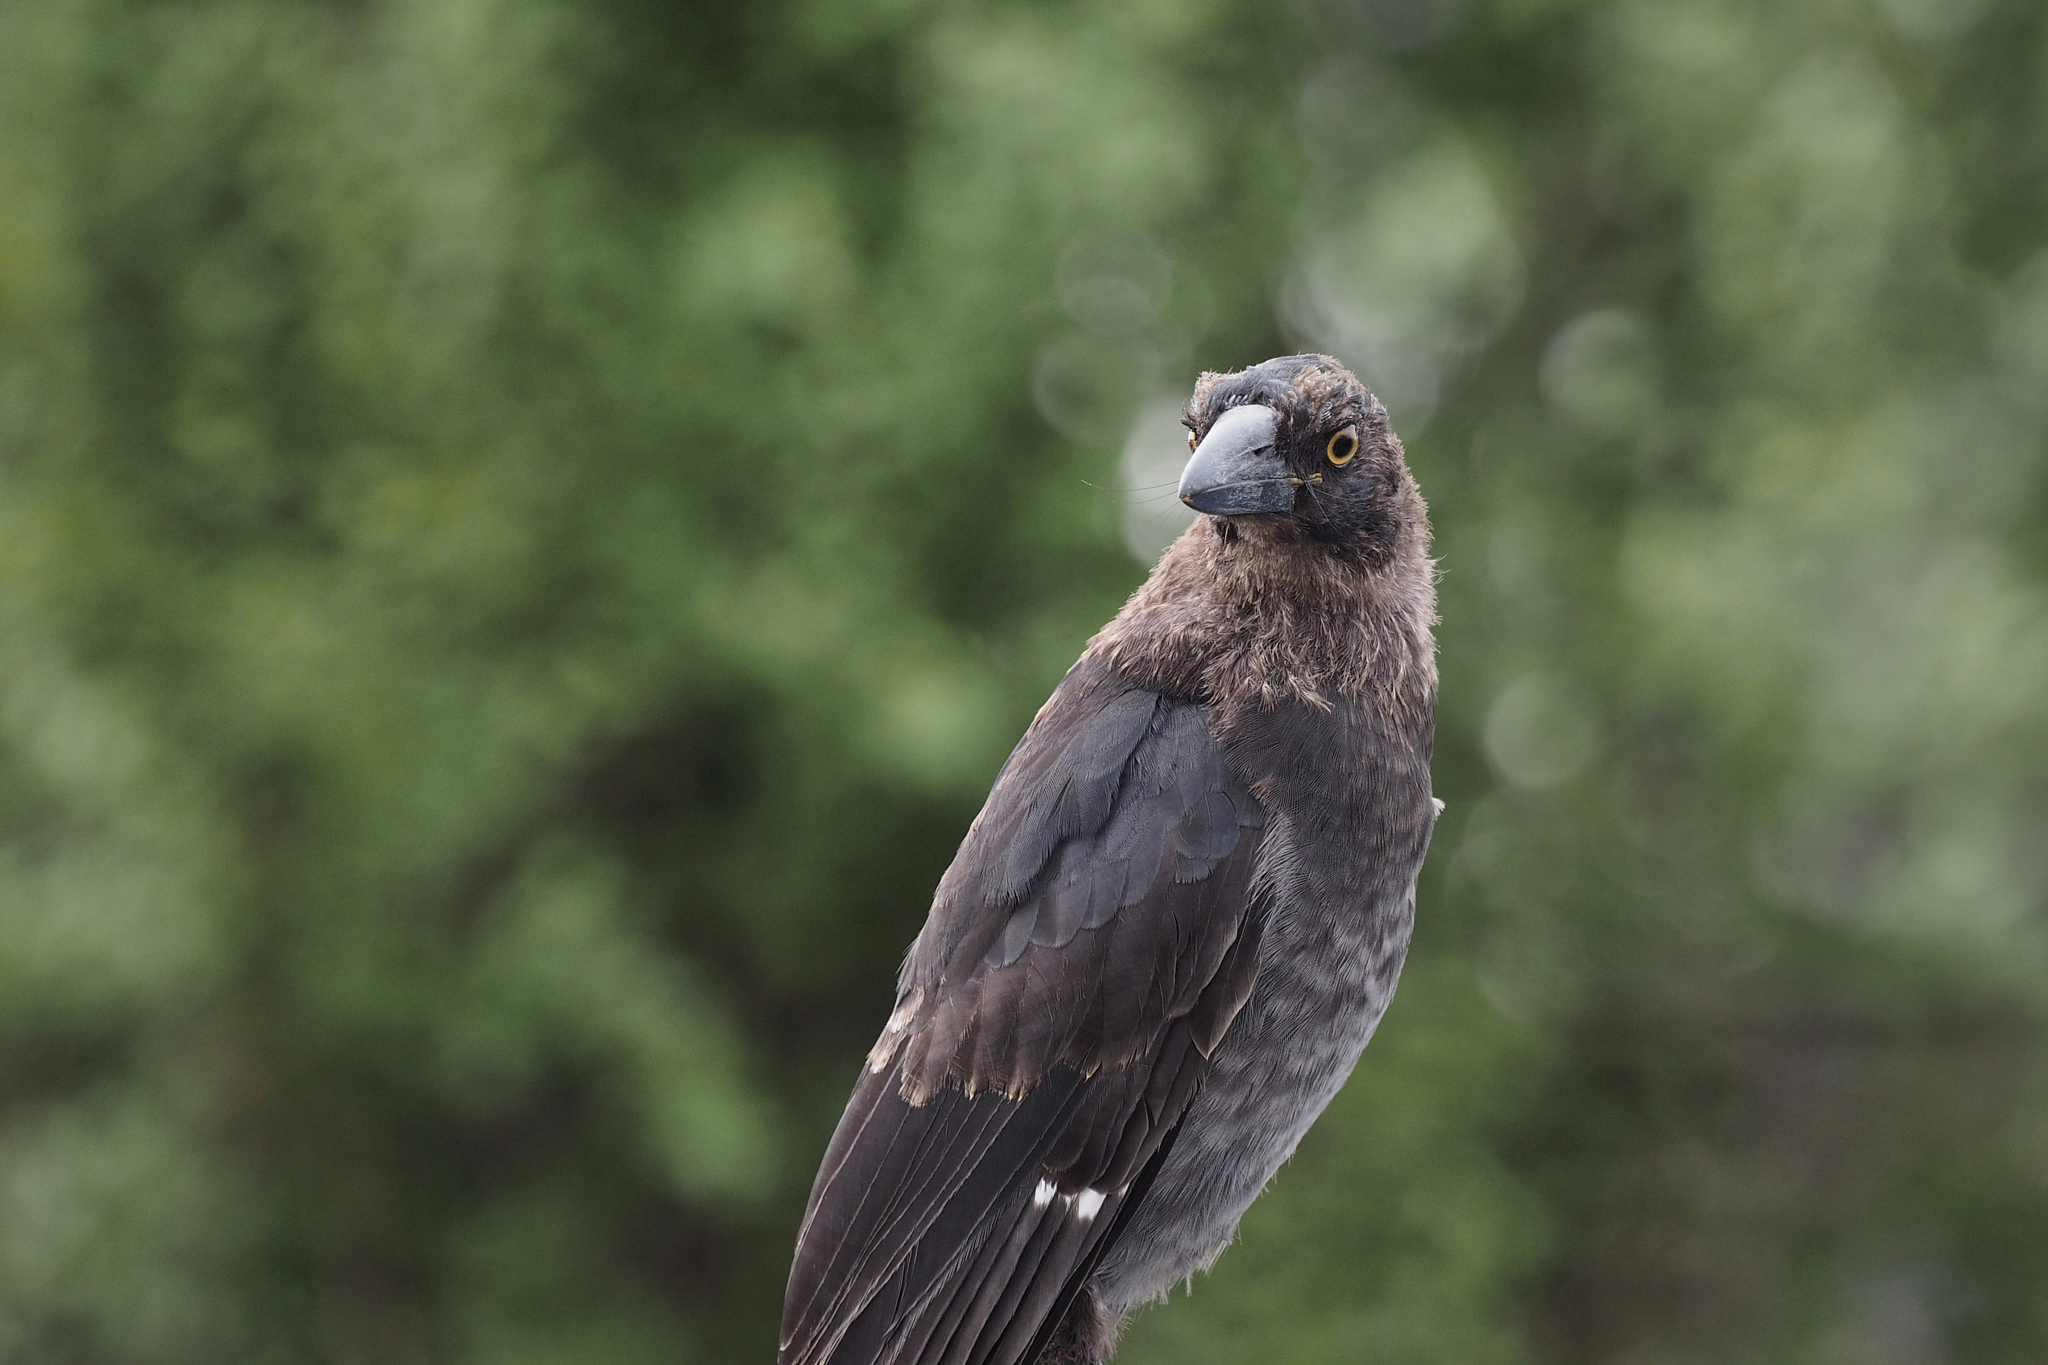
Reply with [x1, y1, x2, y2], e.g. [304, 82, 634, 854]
[780, 355, 1440, 1365]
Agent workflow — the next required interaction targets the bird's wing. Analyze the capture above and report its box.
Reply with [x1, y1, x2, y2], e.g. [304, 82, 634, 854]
[780, 667, 1267, 1365]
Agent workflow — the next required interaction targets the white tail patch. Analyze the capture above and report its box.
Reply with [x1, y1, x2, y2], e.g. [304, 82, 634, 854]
[1073, 1188, 1107, 1221]
[1032, 1179, 1056, 1210]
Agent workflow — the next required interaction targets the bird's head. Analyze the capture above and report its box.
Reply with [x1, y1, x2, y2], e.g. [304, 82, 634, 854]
[1179, 355, 1412, 565]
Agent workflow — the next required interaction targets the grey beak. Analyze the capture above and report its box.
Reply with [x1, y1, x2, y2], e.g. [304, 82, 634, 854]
[1178, 404, 1295, 516]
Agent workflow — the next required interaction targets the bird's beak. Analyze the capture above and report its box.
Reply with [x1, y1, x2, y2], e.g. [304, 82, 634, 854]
[1178, 404, 1295, 516]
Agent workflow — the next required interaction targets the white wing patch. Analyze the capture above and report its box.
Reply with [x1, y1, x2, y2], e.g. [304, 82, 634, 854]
[1028, 1179, 1116, 1222]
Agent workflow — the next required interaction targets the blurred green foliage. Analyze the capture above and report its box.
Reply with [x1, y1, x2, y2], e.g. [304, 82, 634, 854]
[2, 0, 2046, 1361]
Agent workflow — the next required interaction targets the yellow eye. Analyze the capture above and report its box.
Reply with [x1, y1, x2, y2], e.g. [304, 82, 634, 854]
[1326, 426, 1360, 466]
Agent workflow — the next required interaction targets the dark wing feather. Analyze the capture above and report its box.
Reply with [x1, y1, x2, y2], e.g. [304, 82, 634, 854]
[780, 665, 1266, 1365]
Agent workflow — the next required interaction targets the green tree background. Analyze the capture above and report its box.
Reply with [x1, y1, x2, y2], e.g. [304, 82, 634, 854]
[3, 0, 2047, 1361]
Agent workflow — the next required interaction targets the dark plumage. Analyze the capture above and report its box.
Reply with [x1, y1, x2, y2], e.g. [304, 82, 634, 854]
[781, 355, 1439, 1365]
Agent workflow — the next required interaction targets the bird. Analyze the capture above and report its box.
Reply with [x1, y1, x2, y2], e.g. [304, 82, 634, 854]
[779, 354, 1439, 1365]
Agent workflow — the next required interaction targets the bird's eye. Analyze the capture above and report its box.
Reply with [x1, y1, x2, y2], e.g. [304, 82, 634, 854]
[1326, 426, 1360, 466]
